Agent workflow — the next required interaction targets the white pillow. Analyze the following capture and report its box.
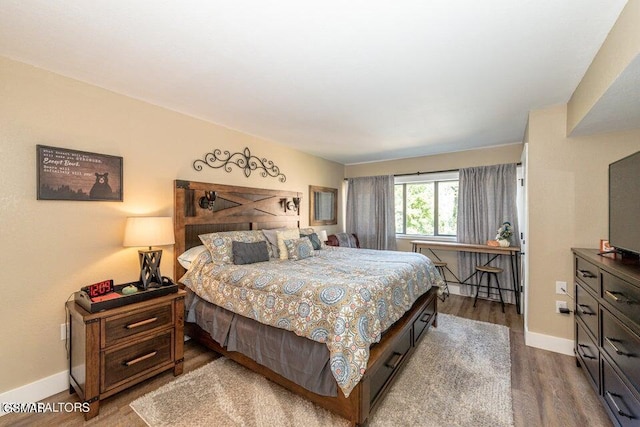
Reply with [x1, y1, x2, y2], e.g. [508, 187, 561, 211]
[178, 245, 208, 269]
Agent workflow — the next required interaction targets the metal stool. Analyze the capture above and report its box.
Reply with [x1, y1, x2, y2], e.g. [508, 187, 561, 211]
[473, 265, 505, 313]
[433, 261, 450, 301]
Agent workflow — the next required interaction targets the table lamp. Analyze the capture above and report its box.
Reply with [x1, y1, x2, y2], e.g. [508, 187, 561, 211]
[123, 216, 175, 289]
[318, 230, 328, 243]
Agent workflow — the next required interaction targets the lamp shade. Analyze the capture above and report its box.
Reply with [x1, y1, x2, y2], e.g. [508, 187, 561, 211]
[318, 230, 328, 242]
[123, 217, 175, 247]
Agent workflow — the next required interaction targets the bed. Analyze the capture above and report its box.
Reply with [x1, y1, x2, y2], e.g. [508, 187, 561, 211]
[173, 180, 442, 426]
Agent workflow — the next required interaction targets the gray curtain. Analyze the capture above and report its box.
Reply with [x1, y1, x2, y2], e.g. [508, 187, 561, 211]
[457, 164, 519, 303]
[346, 175, 397, 250]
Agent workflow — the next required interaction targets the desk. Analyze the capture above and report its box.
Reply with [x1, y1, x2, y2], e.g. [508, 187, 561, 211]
[411, 241, 521, 314]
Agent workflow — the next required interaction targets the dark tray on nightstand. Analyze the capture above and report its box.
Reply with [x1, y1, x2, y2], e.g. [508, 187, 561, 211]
[74, 281, 179, 313]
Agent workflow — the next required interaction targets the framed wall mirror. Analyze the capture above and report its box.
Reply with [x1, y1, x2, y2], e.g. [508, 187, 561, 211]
[309, 185, 338, 226]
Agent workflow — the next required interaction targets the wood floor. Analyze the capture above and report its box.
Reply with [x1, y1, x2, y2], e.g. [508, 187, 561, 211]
[0, 295, 612, 427]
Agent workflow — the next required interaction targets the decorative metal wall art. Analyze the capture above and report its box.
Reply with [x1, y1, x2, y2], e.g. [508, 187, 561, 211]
[193, 147, 286, 182]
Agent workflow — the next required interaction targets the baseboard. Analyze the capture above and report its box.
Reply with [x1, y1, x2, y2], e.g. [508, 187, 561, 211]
[0, 333, 193, 417]
[447, 283, 463, 296]
[0, 370, 68, 417]
[524, 326, 574, 356]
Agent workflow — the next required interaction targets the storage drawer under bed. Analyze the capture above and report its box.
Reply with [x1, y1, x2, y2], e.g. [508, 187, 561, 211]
[413, 293, 437, 343]
[369, 327, 412, 405]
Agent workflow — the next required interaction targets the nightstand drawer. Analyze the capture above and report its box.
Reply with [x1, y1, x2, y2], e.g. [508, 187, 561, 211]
[102, 331, 173, 392]
[103, 302, 173, 347]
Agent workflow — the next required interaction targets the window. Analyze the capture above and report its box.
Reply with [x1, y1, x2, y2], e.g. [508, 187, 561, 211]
[395, 172, 458, 237]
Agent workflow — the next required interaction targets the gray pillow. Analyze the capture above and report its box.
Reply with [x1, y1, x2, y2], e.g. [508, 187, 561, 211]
[301, 233, 322, 250]
[232, 241, 270, 265]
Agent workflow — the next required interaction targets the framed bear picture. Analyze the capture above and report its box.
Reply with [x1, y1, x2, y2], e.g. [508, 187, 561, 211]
[36, 145, 123, 201]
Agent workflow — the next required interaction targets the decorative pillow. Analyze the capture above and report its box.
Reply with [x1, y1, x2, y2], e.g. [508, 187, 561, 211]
[276, 228, 300, 260]
[284, 237, 315, 261]
[262, 227, 287, 258]
[300, 227, 327, 249]
[232, 241, 270, 265]
[177, 245, 208, 269]
[299, 227, 315, 235]
[199, 230, 270, 264]
[300, 232, 322, 250]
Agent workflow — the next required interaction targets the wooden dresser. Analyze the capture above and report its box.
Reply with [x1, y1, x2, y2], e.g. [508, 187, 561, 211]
[67, 289, 185, 420]
[572, 249, 640, 426]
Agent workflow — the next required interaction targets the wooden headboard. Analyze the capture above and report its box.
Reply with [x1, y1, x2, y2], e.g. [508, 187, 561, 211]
[173, 180, 302, 280]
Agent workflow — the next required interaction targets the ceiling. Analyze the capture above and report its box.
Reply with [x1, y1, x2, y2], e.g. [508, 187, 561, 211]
[0, 0, 628, 164]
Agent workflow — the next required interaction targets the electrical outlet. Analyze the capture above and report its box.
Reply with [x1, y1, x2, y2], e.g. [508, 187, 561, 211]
[556, 281, 567, 294]
[60, 323, 67, 341]
[555, 300, 568, 313]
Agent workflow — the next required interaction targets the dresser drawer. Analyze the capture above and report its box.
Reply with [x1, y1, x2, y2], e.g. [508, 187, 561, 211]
[103, 302, 173, 347]
[602, 271, 640, 328]
[602, 358, 640, 426]
[369, 328, 411, 405]
[602, 308, 640, 395]
[575, 320, 599, 392]
[576, 281, 599, 341]
[102, 330, 173, 392]
[413, 294, 436, 343]
[575, 256, 600, 295]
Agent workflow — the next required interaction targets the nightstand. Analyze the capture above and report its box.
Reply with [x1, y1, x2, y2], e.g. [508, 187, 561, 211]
[67, 289, 185, 420]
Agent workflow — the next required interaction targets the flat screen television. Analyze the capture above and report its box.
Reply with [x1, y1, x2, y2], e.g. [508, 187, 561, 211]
[609, 150, 640, 256]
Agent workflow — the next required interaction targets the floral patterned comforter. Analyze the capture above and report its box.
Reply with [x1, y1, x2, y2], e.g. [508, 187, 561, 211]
[180, 246, 443, 397]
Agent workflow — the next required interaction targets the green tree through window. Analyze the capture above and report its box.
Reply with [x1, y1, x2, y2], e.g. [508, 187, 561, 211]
[395, 179, 458, 236]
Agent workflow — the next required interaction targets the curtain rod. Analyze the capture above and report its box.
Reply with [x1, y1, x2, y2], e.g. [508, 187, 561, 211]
[394, 168, 459, 177]
[344, 162, 522, 180]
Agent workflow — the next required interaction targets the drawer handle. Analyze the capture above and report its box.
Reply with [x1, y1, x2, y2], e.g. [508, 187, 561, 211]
[605, 337, 633, 357]
[577, 304, 595, 316]
[577, 344, 596, 360]
[384, 352, 403, 370]
[606, 391, 635, 419]
[577, 269, 596, 279]
[604, 290, 637, 305]
[124, 351, 157, 367]
[125, 317, 158, 329]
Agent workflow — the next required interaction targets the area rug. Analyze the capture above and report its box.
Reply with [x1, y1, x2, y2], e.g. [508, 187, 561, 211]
[130, 314, 513, 427]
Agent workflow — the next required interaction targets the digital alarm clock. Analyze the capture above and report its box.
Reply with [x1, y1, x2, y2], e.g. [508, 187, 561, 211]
[81, 279, 114, 298]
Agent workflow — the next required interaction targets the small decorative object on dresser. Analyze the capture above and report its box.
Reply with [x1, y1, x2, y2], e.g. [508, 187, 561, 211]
[495, 221, 513, 247]
[600, 239, 615, 254]
[572, 248, 640, 425]
[67, 289, 186, 420]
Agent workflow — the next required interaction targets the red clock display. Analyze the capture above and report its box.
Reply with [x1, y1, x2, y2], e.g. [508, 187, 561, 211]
[82, 280, 114, 298]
